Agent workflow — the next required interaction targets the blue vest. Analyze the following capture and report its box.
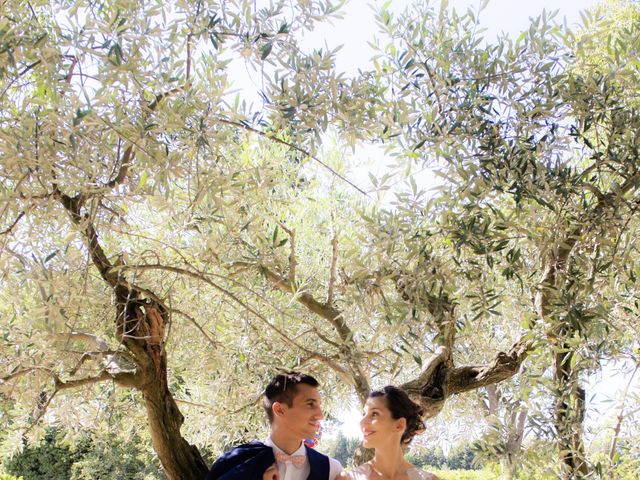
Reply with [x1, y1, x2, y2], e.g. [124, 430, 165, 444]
[204, 440, 330, 480]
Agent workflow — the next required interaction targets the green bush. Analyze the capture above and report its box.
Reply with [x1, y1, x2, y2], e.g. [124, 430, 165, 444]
[318, 432, 360, 468]
[613, 458, 640, 480]
[3, 428, 161, 480]
[69, 432, 162, 480]
[4, 429, 82, 480]
[408, 443, 479, 470]
[0, 474, 24, 480]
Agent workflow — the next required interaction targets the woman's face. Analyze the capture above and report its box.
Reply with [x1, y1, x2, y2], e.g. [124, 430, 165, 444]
[359, 396, 406, 448]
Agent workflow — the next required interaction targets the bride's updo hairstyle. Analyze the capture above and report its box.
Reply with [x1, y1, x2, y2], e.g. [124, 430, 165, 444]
[369, 385, 425, 446]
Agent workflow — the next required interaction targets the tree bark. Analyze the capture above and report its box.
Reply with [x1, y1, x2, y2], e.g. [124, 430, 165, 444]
[113, 289, 209, 479]
[141, 366, 209, 479]
[554, 345, 589, 479]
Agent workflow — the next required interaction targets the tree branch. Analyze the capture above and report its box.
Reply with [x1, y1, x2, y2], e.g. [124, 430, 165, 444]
[0, 211, 25, 235]
[447, 335, 532, 395]
[1, 367, 51, 384]
[55, 191, 115, 284]
[215, 116, 369, 197]
[113, 263, 348, 375]
[105, 145, 133, 189]
[170, 308, 218, 349]
[401, 336, 533, 419]
[535, 170, 640, 325]
[401, 346, 450, 395]
[62, 56, 78, 84]
[277, 222, 296, 284]
[254, 264, 371, 400]
[54, 370, 119, 391]
[259, 265, 350, 337]
[326, 234, 338, 305]
[46, 331, 109, 351]
[1, 366, 138, 390]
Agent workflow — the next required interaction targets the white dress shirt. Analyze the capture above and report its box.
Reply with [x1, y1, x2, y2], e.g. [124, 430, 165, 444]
[265, 437, 343, 480]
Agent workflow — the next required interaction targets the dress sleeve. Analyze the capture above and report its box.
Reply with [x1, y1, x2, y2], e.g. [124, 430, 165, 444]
[343, 464, 370, 480]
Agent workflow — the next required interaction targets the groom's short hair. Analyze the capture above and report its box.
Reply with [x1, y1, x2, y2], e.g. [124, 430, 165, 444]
[263, 371, 319, 423]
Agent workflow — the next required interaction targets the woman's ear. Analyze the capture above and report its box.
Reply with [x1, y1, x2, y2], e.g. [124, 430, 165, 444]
[395, 417, 407, 432]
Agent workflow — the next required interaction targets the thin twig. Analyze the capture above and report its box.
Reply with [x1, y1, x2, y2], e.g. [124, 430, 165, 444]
[215, 117, 369, 197]
[0, 211, 25, 235]
[326, 234, 338, 305]
[186, 33, 193, 82]
[170, 308, 218, 349]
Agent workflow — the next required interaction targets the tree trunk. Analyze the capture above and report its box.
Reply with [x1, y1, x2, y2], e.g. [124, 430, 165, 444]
[116, 294, 208, 479]
[554, 348, 589, 479]
[142, 373, 209, 479]
[500, 456, 516, 480]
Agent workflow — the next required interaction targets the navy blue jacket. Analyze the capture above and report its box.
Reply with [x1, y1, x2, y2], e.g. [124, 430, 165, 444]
[204, 441, 330, 480]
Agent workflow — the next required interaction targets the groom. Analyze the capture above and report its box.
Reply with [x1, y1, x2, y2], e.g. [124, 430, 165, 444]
[204, 372, 343, 480]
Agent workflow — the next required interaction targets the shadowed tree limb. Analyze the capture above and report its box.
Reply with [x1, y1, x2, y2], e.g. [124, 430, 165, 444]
[401, 335, 532, 419]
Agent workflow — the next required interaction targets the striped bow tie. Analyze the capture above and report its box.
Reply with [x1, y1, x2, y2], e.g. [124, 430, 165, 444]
[275, 452, 306, 468]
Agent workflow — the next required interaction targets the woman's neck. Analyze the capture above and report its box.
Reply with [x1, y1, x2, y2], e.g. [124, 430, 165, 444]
[371, 443, 411, 478]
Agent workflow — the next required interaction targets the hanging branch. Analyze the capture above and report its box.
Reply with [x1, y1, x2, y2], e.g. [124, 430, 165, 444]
[215, 116, 369, 197]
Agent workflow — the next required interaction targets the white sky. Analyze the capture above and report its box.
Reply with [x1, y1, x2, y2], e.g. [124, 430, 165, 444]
[296, 0, 604, 200]
[301, 0, 600, 76]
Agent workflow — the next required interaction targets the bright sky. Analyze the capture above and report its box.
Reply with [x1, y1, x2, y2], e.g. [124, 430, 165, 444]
[301, 0, 600, 76]
[296, 0, 604, 200]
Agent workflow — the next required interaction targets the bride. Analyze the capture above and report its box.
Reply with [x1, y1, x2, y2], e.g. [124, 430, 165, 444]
[338, 386, 440, 480]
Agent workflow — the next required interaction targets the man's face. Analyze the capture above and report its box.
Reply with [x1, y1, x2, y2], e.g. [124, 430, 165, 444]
[274, 384, 323, 440]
